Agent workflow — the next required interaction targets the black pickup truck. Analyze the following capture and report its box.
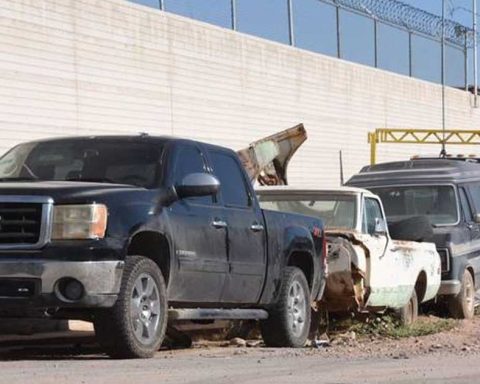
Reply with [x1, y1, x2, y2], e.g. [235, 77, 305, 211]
[0, 135, 326, 358]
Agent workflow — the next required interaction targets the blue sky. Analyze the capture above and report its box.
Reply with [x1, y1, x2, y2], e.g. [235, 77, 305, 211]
[130, 0, 478, 88]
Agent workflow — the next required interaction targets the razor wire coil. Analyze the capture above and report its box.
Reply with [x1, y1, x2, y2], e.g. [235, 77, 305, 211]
[321, 0, 472, 47]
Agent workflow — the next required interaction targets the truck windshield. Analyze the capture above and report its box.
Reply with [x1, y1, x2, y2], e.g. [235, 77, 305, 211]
[0, 139, 163, 188]
[258, 194, 357, 229]
[370, 185, 458, 226]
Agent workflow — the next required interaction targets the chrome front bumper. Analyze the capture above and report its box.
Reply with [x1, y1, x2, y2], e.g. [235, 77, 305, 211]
[0, 259, 124, 308]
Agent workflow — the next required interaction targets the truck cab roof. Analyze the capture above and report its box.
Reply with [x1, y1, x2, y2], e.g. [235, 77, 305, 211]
[347, 158, 480, 187]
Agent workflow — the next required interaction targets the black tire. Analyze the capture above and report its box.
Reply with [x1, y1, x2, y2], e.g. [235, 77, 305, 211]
[395, 289, 418, 326]
[94, 256, 168, 359]
[388, 216, 433, 242]
[448, 270, 475, 320]
[260, 267, 311, 348]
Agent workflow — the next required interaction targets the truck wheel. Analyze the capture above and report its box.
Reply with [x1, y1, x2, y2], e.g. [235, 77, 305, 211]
[94, 256, 168, 358]
[260, 267, 311, 348]
[448, 270, 475, 320]
[396, 289, 418, 326]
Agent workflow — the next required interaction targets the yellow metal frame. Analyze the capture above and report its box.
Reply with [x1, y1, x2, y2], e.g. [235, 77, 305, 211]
[368, 128, 480, 165]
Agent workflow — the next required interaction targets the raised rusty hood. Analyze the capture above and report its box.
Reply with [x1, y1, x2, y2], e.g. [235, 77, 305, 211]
[237, 124, 307, 185]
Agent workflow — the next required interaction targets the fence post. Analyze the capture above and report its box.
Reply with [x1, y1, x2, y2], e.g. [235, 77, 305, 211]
[288, 0, 295, 46]
[231, 0, 237, 31]
[374, 19, 378, 67]
[336, 5, 341, 58]
[408, 32, 413, 77]
[465, 32, 469, 91]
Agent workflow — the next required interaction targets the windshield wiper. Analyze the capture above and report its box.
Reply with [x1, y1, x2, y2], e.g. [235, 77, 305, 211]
[66, 177, 117, 184]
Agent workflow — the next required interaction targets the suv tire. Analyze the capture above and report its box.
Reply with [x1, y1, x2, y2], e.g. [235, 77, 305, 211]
[260, 267, 311, 347]
[396, 289, 418, 326]
[94, 256, 168, 358]
[448, 270, 475, 320]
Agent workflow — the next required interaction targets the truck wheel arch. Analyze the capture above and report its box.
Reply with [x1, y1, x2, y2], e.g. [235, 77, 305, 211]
[126, 231, 171, 287]
[287, 251, 314, 289]
[466, 266, 475, 286]
[415, 270, 427, 303]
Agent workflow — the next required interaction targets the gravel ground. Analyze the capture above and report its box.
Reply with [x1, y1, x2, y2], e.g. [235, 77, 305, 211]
[0, 316, 479, 383]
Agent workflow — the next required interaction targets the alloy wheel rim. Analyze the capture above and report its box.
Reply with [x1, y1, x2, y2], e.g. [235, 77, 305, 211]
[288, 280, 306, 337]
[130, 273, 161, 345]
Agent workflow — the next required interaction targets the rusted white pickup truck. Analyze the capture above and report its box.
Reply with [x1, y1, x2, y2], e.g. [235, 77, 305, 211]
[257, 186, 442, 324]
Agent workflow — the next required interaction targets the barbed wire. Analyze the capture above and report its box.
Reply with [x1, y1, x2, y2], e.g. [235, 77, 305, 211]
[320, 0, 473, 47]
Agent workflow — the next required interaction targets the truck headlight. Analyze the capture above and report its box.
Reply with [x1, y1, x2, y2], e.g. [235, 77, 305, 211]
[52, 204, 108, 240]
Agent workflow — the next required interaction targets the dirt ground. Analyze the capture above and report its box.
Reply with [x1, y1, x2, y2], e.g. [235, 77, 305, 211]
[0, 315, 479, 383]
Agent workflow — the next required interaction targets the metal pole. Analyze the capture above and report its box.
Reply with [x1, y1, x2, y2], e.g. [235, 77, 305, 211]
[409, 32, 412, 77]
[339, 150, 344, 185]
[287, 0, 295, 46]
[231, 0, 237, 31]
[159, 0, 164, 10]
[369, 132, 377, 165]
[336, 5, 341, 58]
[465, 32, 469, 91]
[373, 19, 378, 67]
[441, 0, 446, 155]
[474, 0, 478, 106]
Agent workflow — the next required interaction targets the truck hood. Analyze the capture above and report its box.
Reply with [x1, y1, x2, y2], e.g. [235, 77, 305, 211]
[0, 180, 141, 202]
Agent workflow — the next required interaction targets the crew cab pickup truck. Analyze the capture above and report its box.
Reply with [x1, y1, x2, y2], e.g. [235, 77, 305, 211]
[0, 135, 326, 358]
[257, 187, 441, 324]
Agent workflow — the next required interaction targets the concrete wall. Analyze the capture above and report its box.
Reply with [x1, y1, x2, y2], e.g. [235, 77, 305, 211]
[2, 0, 480, 187]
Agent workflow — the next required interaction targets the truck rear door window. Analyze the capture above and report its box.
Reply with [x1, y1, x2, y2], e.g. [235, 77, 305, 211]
[371, 185, 458, 225]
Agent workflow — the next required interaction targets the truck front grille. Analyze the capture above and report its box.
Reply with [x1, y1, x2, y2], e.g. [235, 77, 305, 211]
[0, 203, 43, 244]
[437, 248, 450, 273]
[0, 196, 52, 249]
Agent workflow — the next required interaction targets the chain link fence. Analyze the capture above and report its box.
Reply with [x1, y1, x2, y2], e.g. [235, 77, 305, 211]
[131, 0, 473, 89]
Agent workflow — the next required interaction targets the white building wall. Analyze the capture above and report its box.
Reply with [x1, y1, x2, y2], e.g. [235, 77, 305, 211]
[1, 0, 480, 186]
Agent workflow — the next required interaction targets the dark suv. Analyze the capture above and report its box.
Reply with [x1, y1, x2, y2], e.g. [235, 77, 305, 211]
[348, 158, 480, 319]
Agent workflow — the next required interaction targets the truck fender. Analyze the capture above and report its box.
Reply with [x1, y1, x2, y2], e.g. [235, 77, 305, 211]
[124, 228, 174, 288]
[282, 226, 318, 297]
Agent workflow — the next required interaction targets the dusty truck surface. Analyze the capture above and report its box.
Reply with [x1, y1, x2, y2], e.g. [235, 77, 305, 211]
[257, 186, 441, 324]
[0, 135, 327, 358]
[347, 159, 480, 319]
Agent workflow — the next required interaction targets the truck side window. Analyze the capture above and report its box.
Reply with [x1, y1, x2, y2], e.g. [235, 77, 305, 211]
[362, 198, 383, 235]
[468, 183, 480, 214]
[173, 145, 212, 205]
[210, 151, 250, 208]
[460, 187, 474, 222]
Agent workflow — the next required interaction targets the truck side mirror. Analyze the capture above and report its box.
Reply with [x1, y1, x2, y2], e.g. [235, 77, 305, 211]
[175, 173, 220, 199]
[374, 217, 387, 235]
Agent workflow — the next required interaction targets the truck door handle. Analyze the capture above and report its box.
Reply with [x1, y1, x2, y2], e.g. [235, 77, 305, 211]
[211, 219, 228, 229]
[250, 223, 264, 232]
